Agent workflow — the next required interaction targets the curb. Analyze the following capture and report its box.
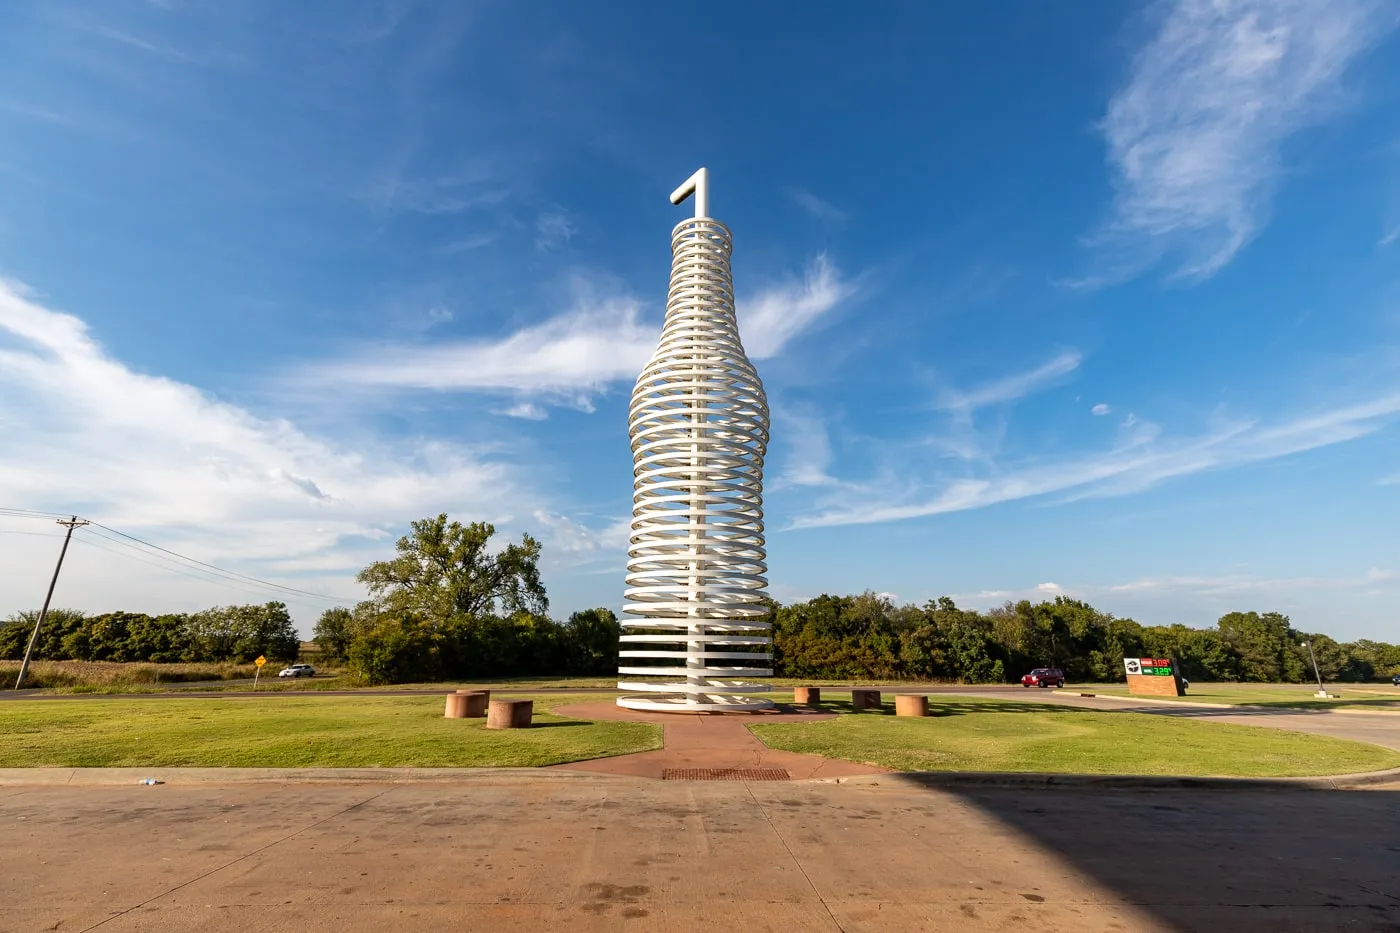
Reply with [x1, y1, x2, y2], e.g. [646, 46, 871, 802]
[1055, 693, 1237, 710]
[3, 763, 1398, 790]
[813, 764, 1400, 791]
[0, 767, 649, 787]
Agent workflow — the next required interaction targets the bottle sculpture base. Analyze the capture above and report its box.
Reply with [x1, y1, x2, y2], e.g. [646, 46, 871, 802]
[616, 685, 774, 713]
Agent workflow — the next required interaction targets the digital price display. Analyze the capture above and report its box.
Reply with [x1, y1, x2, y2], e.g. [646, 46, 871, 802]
[1123, 657, 1174, 676]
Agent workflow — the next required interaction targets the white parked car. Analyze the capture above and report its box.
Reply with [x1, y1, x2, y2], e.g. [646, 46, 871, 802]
[278, 664, 315, 678]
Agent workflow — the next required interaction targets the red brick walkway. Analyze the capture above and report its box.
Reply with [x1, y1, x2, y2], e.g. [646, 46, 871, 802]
[550, 701, 887, 780]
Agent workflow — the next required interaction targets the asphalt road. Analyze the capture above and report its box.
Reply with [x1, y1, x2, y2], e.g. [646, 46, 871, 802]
[3, 774, 1397, 932]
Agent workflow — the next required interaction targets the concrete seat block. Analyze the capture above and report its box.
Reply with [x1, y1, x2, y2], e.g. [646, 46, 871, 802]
[851, 689, 882, 710]
[486, 699, 534, 730]
[793, 687, 821, 707]
[456, 690, 490, 717]
[895, 694, 928, 717]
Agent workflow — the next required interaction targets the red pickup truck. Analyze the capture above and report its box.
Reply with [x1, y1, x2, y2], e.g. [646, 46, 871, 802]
[1021, 668, 1065, 688]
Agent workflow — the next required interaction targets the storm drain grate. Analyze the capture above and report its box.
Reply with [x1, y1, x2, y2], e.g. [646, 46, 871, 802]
[662, 768, 790, 781]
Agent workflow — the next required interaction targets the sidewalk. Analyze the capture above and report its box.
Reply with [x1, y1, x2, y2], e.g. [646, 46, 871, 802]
[549, 701, 887, 779]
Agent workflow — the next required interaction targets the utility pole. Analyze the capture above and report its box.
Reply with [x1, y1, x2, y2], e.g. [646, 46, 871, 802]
[14, 516, 88, 690]
[1304, 639, 1328, 698]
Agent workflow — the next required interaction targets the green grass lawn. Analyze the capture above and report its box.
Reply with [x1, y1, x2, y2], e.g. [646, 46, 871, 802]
[1084, 682, 1400, 711]
[0, 695, 660, 768]
[751, 698, 1400, 777]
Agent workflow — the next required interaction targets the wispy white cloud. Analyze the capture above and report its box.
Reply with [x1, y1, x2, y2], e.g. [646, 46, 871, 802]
[948, 567, 1400, 626]
[937, 350, 1082, 415]
[535, 210, 577, 251]
[743, 255, 856, 359]
[786, 188, 847, 223]
[1091, 403, 1112, 416]
[496, 401, 548, 421]
[440, 233, 498, 254]
[304, 257, 856, 407]
[305, 285, 653, 398]
[792, 390, 1400, 529]
[1094, 0, 1394, 281]
[775, 407, 841, 488]
[954, 570, 1400, 605]
[1380, 224, 1400, 248]
[530, 510, 630, 559]
[360, 169, 508, 216]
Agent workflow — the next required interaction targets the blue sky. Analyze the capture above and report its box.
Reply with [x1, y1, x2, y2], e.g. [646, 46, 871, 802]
[2, 0, 1400, 640]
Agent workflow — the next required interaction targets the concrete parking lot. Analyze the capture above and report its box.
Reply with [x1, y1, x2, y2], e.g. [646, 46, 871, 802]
[2, 773, 1397, 933]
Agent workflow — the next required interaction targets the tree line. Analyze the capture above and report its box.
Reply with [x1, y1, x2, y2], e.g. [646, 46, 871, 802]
[768, 592, 1400, 684]
[0, 602, 300, 664]
[6, 513, 1397, 685]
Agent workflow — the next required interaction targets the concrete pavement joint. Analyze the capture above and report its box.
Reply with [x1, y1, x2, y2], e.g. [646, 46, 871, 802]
[745, 782, 847, 933]
[75, 786, 398, 933]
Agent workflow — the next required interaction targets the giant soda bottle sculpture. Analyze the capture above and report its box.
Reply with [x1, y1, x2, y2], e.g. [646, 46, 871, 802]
[617, 168, 774, 712]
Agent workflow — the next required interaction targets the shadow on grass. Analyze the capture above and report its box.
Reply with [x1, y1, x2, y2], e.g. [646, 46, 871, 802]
[1235, 697, 1400, 711]
[778, 699, 1090, 717]
[523, 720, 593, 729]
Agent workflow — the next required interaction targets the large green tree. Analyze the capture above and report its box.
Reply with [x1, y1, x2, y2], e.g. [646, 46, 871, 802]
[357, 515, 547, 622]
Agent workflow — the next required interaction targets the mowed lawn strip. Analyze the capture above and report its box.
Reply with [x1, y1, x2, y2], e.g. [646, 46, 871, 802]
[0, 695, 659, 768]
[1086, 682, 1400, 711]
[750, 699, 1400, 777]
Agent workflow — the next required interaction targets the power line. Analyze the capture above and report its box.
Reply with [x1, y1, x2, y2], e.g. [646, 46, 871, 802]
[2, 507, 361, 606]
[68, 535, 352, 610]
[0, 508, 72, 521]
[81, 521, 359, 604]
[80, 525, 326, 599]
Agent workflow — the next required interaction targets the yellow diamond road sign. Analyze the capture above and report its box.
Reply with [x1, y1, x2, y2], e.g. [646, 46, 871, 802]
[255, 656, 266, 667]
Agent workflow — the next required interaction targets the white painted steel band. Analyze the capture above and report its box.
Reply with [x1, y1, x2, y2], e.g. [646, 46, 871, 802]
[619, 633, 770, 644]
[618, 696, 774, 712]
[617, 681, 773, 695]
[619, 651, 773, 660]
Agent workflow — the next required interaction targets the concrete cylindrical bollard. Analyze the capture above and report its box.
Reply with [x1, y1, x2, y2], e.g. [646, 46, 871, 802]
[444, 693, 469, 718]
[793, 686, 821, 707]
[457, 690, 490, 717]
[895, 694, 929, 717]
[851, 689, 882, 710]
[486, 699, 533, 729]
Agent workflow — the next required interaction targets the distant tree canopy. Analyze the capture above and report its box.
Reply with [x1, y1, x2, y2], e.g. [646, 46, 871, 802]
[769, 594, 1400, 685]
[0, 603, 299, 664]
